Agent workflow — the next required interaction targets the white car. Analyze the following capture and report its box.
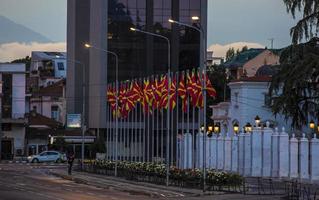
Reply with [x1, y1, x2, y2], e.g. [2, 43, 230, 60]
[27, 151, 67, 163]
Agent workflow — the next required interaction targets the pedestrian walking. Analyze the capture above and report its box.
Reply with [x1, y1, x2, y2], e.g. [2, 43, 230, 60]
[67, 151, 75, 175]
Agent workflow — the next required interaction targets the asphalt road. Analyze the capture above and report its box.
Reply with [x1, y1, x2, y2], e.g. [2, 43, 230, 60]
[0, 163, 283, 200]
[0, 163, 149, 200]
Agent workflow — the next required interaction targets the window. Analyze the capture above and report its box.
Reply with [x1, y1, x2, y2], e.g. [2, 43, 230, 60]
[57, 62, 64, 70]
[264, 94, 272, 107]
[51, 105, 59, 121]
[2, 123, 12, 131]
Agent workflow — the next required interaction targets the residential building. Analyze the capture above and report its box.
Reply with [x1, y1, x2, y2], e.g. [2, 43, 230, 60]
[0, 63, 27, 159]
[224, 48, 280, 79]
[66, 0, 207, 133]
[30, 51, 67, 89]
[207, 50, 224, 66]
[29, 79, 66, 125]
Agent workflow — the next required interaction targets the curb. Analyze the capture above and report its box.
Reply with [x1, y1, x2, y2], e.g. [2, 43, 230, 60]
[48, 171, 160, 198]
[49, 170, 221, 198]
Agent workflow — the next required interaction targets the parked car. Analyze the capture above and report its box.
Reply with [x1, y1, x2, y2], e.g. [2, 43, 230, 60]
[27, 151, 67, 163]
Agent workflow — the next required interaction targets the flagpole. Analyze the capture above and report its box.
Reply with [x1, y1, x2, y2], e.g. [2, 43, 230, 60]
[186, 70, 190, 169]
[176, 72, 179, 168]
[170, 72, 174, 166]
[134, 83, 138, 162]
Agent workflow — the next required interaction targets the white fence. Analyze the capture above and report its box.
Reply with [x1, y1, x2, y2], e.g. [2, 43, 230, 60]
[178, 126, 319, 181]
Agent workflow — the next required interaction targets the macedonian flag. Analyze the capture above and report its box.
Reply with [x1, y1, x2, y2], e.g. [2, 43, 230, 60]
[178, 73, 187, 112]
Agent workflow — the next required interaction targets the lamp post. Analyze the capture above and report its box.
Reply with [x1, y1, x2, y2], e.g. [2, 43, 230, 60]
[84, 43, 119, 176]
[169, 17, 207, 191]
[130, 27, 171, 187]
[310, 120, 315, 137]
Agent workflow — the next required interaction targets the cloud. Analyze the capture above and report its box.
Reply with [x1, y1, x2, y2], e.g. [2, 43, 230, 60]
[208, 42, 265, 58]
[0, 42, 66, 62]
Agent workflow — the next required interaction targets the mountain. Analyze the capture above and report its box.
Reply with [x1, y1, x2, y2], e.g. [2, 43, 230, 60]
[0, 15, 51, 44]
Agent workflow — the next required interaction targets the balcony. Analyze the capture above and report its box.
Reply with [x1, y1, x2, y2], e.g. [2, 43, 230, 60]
[2, 113, 27, 124]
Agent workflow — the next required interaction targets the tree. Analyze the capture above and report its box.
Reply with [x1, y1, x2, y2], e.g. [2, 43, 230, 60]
[241, 45, 248, 52]
[269, 37, 319, 129]
[11, 56, 31, 70]
[225, 47, 235, 61]
[283, 0, 319, 44]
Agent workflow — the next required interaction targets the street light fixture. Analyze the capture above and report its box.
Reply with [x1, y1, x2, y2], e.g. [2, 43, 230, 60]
[233, 123, 239, 134]
[214, 123, 220, 134]
[244, 123, 252, 133]
[130, 27, 171, 187]
[207, 125, 213, 137]
[255, 115, 261, 127]
[84, 43, 119, 176]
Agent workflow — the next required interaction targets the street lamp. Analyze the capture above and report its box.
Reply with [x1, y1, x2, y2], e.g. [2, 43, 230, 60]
[255, 115, 261, 127]
[169, 16, 207, 191]
[233, 123, 239, 134]
[207, 125, 213, 137]
[244, 123, 252, 133]
[84, 43, 119, 176]
[130, 27, 171, 187]
[214, 123, 220, 134]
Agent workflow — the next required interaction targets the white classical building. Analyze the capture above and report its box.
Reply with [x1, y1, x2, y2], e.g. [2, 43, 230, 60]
[0, 63, 27, 159]
[211, 75, 290, 136]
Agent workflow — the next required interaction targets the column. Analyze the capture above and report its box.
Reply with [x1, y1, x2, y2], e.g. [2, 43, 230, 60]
[207, 137, 214, 168]
[211, 134, 217, 169]
[197, 132, 204, 169]
[262, 125, 272, 177]
[278, 127, 289, 178]
[299, 133, 309, 180]
[231, 135, 239, 173]
[217, 134, 224, 170]
[224, 135, 232, 171]
[311, 135, 319, 181]
[238, 131, 245, 175]
[289, 134, 298, 178]
[252, 128, 262, 177]
[244, 132, 252, 176]
[271, 127, 279, 177]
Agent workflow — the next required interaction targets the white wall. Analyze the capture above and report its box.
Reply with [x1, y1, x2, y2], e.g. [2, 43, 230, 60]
[12, 73, 26, 118]
[227, 81, 289, 135]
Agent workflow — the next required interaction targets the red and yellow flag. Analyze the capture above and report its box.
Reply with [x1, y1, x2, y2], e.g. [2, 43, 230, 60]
[178, 73, 187, 112]
[204, 73, 217, 98]
[169, 76, 177, 110]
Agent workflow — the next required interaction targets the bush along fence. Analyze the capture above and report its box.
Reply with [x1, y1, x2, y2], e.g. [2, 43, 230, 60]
[81, 160, 244, 191]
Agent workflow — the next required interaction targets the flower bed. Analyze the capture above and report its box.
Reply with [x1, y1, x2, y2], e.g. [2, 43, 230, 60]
[82, 160, 244, 190]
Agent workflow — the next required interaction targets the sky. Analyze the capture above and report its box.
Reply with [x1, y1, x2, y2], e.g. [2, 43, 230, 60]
[0, 0, 299, 61]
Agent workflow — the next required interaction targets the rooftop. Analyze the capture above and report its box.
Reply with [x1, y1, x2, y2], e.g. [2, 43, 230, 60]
[224, 48, 282, 68]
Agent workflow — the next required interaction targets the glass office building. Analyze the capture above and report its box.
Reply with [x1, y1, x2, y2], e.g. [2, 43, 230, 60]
[67, 0, 207, 130]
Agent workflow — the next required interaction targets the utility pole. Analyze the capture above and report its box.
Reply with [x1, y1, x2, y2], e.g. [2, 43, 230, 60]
[268, 38, 274, 49]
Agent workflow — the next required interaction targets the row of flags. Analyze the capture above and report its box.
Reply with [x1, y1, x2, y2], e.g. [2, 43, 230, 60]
[106, 68, 217, 118]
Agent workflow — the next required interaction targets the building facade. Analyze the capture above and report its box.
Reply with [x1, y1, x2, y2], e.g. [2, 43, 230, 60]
[66, 0, 207, 132]
[0, 63, 27, 159]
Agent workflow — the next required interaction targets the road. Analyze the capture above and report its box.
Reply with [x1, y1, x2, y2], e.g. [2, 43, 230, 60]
[0, 163, 282, 200]
[0, 163, 150, 200]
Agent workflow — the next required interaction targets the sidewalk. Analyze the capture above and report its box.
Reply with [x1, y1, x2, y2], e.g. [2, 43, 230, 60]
[48, 169, 284, 199]
[48, 168, 225, 198]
